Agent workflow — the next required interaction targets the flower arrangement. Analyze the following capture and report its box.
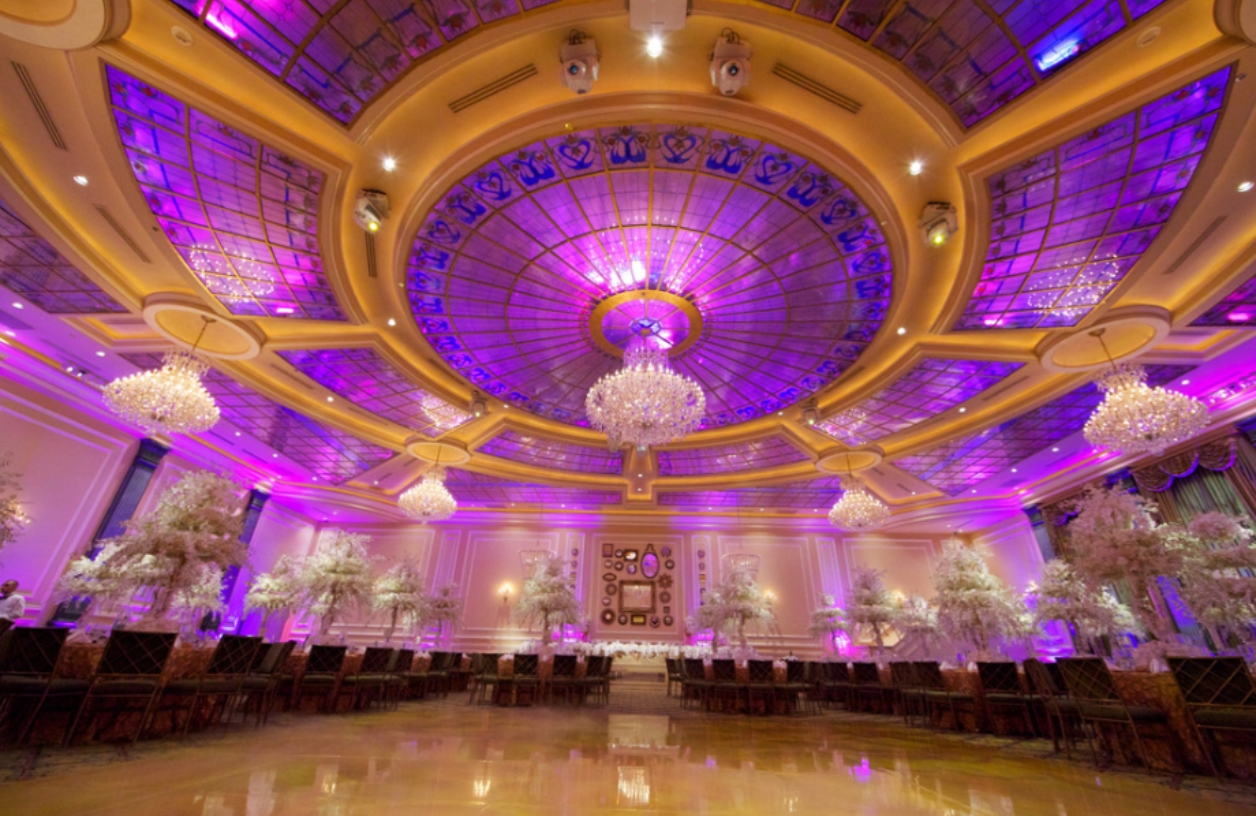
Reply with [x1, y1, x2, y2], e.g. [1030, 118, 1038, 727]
[56, 470, 247, 624]
[427, 582, 463, 642]
[295, 528, 377, 637]
[932, 542, 1026, 656]
[807, 595, 848, 653]
[515, 555, 582, 644]
[844, 567, 897, 654]
[1031, 560, 1139, 654]
[893, 593, 939, 644]
[168, 564, 226, 628]
[1178, 512, 1256, 648]
[244, 555, 301, 632]
[690, 567, 775, 651]
[0, 452, 27, 557]
[372, 560, 430, 641]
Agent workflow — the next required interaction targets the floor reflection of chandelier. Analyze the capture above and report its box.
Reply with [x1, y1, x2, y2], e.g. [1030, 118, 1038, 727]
[722, 552, 761, 577]
[1082, 329, 1208, 456]
[398, 467, 457, 523]
[585, 336, 704, 448]
[828, 475, 891, 531]
[104, 318, 220, 436]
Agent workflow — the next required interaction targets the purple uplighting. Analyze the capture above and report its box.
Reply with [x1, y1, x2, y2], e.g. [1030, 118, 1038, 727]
[106, 65, 345, 322]
[815, 358, 1022, 445]
[658, 475, 846, 510]
[442, 467, 622, 508]
[125, 353, 395, 483]
[893, 364, 1194, 494]
[657, 435, 809, 476]
[479, 430, 624, 474]
[279, 348, 471, 437]
[956, 68, 1230, 331]
[163, 0, 560, 124]
[1190, 272, 1256, 327]
[0, 195, 126, 314]
[409, 123, 893, 429]
[762, 0, 1172, 127]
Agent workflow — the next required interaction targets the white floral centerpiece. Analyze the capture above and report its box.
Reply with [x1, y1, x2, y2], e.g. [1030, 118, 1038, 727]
[56, 470, 247, 626]
[691, 566, 775, 653]
[0, 452, 27, 557]
[807, 595, 848, 655]
[169, 564, 226, 630]
[932, 542, 1027, 657]
[893, 593, 940, 655]
[845, 567, 897, 655]
[427, 583, 463, 644]
[245, 555, 301, 634]
[372, 560, 430, 642]
[515, 555, 582, 645]
[296, 529, 377, 638]
[1031, 559, 1139, 655]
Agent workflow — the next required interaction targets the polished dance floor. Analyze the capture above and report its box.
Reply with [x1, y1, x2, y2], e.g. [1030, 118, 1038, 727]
[3, 679, 1254, 815]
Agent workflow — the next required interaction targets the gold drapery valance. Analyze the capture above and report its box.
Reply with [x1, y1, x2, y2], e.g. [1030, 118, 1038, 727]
[1131, 438, 1237, 493]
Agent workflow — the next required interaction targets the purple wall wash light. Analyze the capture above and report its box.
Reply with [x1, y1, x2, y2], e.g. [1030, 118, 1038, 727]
[815, 358, 1022, 445]
[106, 65, 345, 322]
[442, 467, 622, 507]
[1190, 272, 1256, 327]
[893, 364, 1194, 494]
[656, 435, 809, 476]
[124, 353, 395, 483]
[163, 0, 560, 124]
[0, 195, 126, 314]
[279, 348, 471, 437]
[479, 429, 623, 474]
[957, 67, 1230, 332]
[409, 123, 894, 430]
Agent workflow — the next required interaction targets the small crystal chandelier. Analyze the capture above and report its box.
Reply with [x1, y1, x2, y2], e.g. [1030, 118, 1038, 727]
[1082, 329, 1208, 456]
[586, 335, 705, 448]
[722, 552, 761, 578]
[399, 466, 457, 523]
[828, 451, 890, 530]
[519, 548, 551, 576]
[103, 318, 220, 436]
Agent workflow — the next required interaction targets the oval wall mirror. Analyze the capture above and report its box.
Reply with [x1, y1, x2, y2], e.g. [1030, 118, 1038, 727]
[641, 552, 660, 579]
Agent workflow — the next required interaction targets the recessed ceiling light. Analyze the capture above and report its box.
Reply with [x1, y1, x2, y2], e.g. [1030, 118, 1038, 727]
[95, 350, 106, 357]
[646, 35, 663, 58]
[11, 302, 22, 309]
[1181, 379, 1190, 385]
[373, 481, 379, 485]
[73, 175, 89, 187]
[896, 326, 906, 335]
[1011, 468, 1017, 473]
[312, 476, 318, 481]
[3, 331, 13, 337]
[910, 491, 916, 495]
[1051, 447, 1059, 452]
[958, 407, 966, 413]
[65, 365, 74, 373]
[326, 396, 334, 402]
[235, 432, 241, 437]
[272, 453, 279, 458]
[382, 156, 397, 172]
[638, 473, 643, 477]
[387, 317, 397, 327]
[908, 160, 924, 176]
[971, 489, 977, 493]
[1239, 181, 1253, 193]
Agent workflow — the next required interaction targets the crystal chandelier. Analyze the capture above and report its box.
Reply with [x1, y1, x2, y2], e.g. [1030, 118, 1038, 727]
[1082, 329, 1208, 456]
[104, 319, 220, 436]
[722, 552, 760, 578]
[519, 548, 552, 576]
[828, 475, 891, 531]
[586, 336, 705, 448]
[399, 467, 457, 523]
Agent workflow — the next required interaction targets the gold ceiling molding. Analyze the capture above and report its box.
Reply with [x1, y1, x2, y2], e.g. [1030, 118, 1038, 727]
[817, 446, 884, 475]
[141, 293, 263, 360]
[0, 0, 129, 51]
[1037, 306, 1172, 374]
[405, 437, 472, 466]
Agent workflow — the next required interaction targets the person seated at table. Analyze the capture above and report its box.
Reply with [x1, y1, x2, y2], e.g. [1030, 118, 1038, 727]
[0, 579, 25, 633]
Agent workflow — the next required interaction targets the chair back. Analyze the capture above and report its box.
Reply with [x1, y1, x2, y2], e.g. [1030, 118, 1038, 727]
[552, 654, 578, 678]
[852, 662, 881, 685]
[911, 662, 946, 690]
[712, 659, 737, 682]
[1024, 658, 1063, 697]
[205, 635, 262, 676]
[977, 662, 1021, 694]
[1057, 657, 1120, 702]
[747, 659, 774, 683]
[824, 662, 850, 683]
[787, 660, 806, 683]
[359, 647, 394, 674]
[601, 656, 613, 677]
[96, 631, 177, 677]
[394, 648, 415, 673]
[888, 662, 916, 688]
[305, 645, 348, 675]
[586, 655, 607, 677]
[1168, 657, 1256, 708]
[684, 658, 706, 680]
[0, 627, 69, 677]
[254, 641, 296, 676]
[436, 651, 459, 672]
[513, 653, 540, 677]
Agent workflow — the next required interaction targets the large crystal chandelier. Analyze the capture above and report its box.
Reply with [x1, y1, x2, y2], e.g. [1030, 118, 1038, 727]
[1082, 329, 1208, 456]
[398, 467, 457, 523]
[586, 336, 705, 448]
[104, 318, 220, 436]
[828, 475, 891, 531]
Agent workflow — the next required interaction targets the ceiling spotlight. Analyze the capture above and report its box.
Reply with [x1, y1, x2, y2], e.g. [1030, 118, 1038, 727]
[382, 156, 397, 172]
[1051, 447, 1059, 452]
[958, 407, 966, 413]
[908, 160, 923, 176]
[1181, 379, 1190, 385]
[919, 201, 958, 246]
[11, 302, 23, 310]
[559, 30, 599, 94]
[387, 317, 397, 327]
[95, 350, 106, 357]
[1011, 468, 1017, 473]
[646, 34, 664, 58]
[801, 399, 819, 426]
[710, 29, 751, 96]
[1239, 181, 1253, 193]
[73, 175, 89, 186]
[235, 431, 241, 437]
[353, 188, 390, 233]
[470, 391, 487, 418]
[896, 326, 906, 335]
[326, 395, 334, 402]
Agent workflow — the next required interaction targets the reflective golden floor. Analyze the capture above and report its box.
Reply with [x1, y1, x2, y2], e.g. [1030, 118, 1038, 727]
[3, 682, 1254, 816]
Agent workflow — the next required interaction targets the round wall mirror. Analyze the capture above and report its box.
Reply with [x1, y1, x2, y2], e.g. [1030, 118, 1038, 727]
[641, 552, 660, 579]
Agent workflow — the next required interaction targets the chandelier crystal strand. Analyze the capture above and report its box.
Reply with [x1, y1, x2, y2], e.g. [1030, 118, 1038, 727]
[103, 348, 220, 435]
[585, 337, 705, 448]
[1083, 364, 1208, 455]
[398, 466, 457, 523]
[828, 475, 891, 530]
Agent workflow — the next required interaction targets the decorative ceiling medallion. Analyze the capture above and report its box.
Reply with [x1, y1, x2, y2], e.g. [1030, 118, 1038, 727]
[816, 446, 883, 474]
[142, 293, 263, 360]
[1037, 306, 1170, 374]
[409, 123, 893, 429]
[404, 438, 471, 466]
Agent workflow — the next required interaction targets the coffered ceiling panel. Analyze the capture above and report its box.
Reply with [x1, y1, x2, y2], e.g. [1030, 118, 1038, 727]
[657, 435, 810, 476]
[478, 429, 624, 474]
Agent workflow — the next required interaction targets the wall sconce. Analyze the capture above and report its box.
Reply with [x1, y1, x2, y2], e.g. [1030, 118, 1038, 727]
[763, 589, 777, 604]
[498, 583, 513, 604]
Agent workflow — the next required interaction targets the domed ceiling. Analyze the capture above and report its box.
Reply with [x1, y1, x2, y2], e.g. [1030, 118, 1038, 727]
[1, 0, 1255, 522]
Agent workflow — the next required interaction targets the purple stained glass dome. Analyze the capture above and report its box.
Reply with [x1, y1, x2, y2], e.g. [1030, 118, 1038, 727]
[956, 67, 1230, 331]
[479, 430, 623, 474]
[409, 123, 893, 430]
[106, 65, 345, 321]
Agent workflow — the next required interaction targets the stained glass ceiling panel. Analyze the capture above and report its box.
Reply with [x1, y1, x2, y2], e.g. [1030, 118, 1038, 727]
[124, 353, 394, 483]
[163, 0, 560, 124]
[892, 364, 1193, 494]
[442, 467, 622, 507]
[815, 358, 1022, 445]
[479, 430, 623, 474]
[0, 195, 126, 314]
[658, 474, 847, 510]
[657, 435, 809, 476]
[1190, 272, 1256, 327]
[410, 123, 893, 430]
[956, 67, 1229, 331]
[106, 65, 345, 321]
[758, 0, 1171, 127]
[279, 348, 472, 437]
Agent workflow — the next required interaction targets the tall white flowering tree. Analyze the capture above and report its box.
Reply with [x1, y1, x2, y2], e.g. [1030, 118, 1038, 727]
[0, 452, 27, 557]
[515, 555, 582, 644]
[245, 555, 301, 633]
[893, 593, 940, 654]
[1031, 559, 1139, 655]
[426, 583, 463, 643]
[932, 542, 1027, 656]
[56, 471, 247, 623]
[372, 560, 430, 641]
[296, 529, 377, 637]
[845, 567, 897, 655]
[169, 564, 227, 628]
[692, 567, 776, 652]
[808, 595, 848, 654]
[1178, 512, 1256, 649]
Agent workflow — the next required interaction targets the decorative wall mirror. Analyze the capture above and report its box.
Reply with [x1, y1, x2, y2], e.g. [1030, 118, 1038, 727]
[618, 581, 656, 613]
[641, 551, 660, 579]
[623, 549, 638, 561]
[602, 610, 615, 623]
